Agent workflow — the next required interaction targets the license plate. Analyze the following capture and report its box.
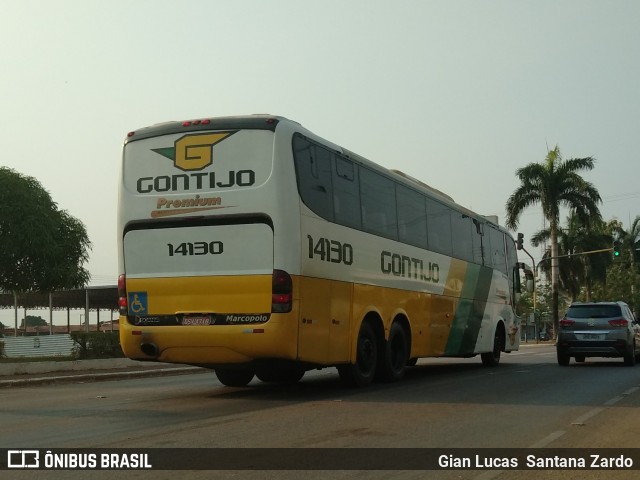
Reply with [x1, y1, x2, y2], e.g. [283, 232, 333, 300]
[182, 315, 212, 326]
[579, 333, 603, 340]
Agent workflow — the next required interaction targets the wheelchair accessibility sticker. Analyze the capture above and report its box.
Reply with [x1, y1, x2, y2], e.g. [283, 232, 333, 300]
[128, 292, 148, 315]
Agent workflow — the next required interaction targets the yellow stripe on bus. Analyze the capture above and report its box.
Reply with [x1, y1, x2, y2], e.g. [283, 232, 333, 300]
[125, 275, 272, 314]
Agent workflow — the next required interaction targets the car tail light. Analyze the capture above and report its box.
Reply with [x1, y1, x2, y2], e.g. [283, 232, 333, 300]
[118, 274, 128, 316]
[559, 318, 575, 327]
[608, 318, 628, 327]
[272, 270, 292, 313]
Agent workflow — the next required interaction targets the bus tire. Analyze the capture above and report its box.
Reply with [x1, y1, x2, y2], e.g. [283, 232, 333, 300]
[338, 321, 378, 387]
[215, 368, 255, 387]
[481, 324, 504, 367]
[379, 322, 409, 382]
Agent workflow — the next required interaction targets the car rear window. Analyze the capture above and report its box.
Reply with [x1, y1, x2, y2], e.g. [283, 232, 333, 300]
[566, 305, 621, 319]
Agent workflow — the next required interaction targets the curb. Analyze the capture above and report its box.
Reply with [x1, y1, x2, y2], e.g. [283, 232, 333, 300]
[0, 358, 160, 376]
[0, 366, 205, 388]
[0, 358, 206, 388]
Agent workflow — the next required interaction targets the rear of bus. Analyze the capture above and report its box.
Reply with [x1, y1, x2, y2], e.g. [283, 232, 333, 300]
[117, 116, 301, 371]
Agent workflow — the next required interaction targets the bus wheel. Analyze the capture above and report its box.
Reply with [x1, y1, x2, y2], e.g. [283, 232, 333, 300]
[215, 368, 255, 387]
[338, 321, 378, 387]
[481, 326, 504, 367]
[379, 322, 409, 382]
[256, 368, 305, 384]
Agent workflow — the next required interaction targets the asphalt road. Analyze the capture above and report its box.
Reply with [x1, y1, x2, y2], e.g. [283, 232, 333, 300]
[2, 344, 639, 480]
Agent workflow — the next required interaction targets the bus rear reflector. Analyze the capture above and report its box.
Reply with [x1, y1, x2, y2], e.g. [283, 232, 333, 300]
[272, 270, 292, 313]
[118, 274, 128, 315]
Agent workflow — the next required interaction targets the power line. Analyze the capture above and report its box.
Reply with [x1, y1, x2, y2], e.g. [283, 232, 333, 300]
[601, 191, 640, 203]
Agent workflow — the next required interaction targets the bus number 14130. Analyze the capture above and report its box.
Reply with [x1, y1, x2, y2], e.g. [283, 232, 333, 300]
[307, 235, 353, 265]
[167, 241, 224, 256]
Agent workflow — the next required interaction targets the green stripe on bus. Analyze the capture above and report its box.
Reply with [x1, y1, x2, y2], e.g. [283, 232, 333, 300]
[444, 264, 493, 355]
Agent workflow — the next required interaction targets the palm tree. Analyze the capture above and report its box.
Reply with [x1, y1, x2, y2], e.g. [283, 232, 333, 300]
[505, 146, 602, 337]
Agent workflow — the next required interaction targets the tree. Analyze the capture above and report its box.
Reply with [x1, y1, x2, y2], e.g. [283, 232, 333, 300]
[20, 315, 48, 328]
[532, 214, 611, 302]
[609, 217, 640, 316]
[0, 167, 91, 293]
[505, 146, 602, 337]
[612, 216, 640, 264]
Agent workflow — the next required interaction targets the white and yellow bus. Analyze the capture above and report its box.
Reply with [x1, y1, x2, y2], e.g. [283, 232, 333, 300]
[118, 115, 523, 387]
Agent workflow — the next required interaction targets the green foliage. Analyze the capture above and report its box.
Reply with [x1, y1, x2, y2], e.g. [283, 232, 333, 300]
[20, 315, 48, 328]
[597, 260, 640, 314]
[0, 167, 91, 293]
[534, 214, 612, 302]
[528, 216, 640, 319]
[70, 332, 124, 359]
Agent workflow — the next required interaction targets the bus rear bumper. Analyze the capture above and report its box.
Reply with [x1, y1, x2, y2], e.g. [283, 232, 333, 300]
[119, 316, 298, 366]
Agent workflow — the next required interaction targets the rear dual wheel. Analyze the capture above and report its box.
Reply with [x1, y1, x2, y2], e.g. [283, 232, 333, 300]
[338, 320, 409, 387]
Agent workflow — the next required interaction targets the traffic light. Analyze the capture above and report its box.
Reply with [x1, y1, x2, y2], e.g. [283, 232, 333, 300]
[613, 241, 621, 257]
[516, 233, 524, 250]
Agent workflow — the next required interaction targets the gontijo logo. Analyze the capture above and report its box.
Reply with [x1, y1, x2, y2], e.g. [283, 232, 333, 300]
[136, 130, 257, 194]
[152, 131, 236, 171]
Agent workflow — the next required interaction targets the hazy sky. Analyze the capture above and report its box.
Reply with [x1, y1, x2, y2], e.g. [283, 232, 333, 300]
[1, 0, 639, 288]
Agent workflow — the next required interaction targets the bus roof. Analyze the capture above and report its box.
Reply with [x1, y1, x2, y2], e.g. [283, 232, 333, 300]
[124, 114, 506, 232]
[124, 114, 294, 144]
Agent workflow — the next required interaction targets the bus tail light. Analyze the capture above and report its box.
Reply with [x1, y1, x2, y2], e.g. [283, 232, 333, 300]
[272, 270, 292, 313]
[118, 274, 128, 316]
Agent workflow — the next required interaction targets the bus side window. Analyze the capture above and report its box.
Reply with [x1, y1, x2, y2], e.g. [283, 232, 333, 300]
[293, 135, 334, 221]
[476, 220, 489, 266]
[489, 226, 507, 275]
[426, 198, 453, 256]
[360, 167, 398, 240]
[506, 237, 519, 300]
[397, 184, 428, 249]
[333, 155, 361, 230]
[451, 214, 474, 263]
